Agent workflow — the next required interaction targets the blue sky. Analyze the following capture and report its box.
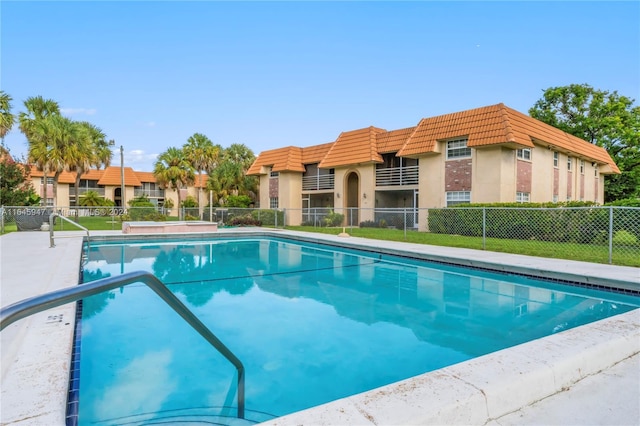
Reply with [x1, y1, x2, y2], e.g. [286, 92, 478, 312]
[2, 1, 639, 172]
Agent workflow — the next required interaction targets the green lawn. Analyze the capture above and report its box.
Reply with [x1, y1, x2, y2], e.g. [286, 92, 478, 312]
[285, 226, 640, 267]
[2, 219, 636, 267]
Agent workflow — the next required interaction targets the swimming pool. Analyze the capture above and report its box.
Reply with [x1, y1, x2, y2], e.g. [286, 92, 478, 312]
[74, 236, 640, 425]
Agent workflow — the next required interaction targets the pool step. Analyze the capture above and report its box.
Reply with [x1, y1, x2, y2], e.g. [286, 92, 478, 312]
[96, 407, 278, 426]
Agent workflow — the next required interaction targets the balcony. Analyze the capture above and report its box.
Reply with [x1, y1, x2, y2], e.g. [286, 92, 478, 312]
[76, 187, 105, 196]
[302, 174, 335, 191]
[375, 166, 419, 187]
[134, 188, 165, 198]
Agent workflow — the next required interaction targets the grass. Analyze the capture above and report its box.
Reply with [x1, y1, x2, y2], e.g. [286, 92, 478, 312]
[285, 226, 640, 267]
[2, 218, 637, 267]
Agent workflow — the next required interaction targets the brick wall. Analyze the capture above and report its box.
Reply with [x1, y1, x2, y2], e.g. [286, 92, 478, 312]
[516, 160, 532, 193]
[269, 177, 279, 198]
[445, 159, 472, 191]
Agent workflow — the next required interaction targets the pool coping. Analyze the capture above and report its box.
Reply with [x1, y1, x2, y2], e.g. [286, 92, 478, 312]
[1, 228, 639, 425]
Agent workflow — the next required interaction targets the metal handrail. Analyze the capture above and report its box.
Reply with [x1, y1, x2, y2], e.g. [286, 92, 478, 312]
[0, 270, 245, 419]
[49, 212, 90, 248]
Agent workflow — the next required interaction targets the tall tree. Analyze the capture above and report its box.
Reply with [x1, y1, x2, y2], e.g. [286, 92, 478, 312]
[153, 147, 195, 218]
[28, 115, 84, 207]
[183, 133, 220, 213]
[206, 143, 257, 205]
[529, 84, 640, 201]
[0, 91, 15, 144]
[72, 122, 113, 208]
[19, 96, 60, 137]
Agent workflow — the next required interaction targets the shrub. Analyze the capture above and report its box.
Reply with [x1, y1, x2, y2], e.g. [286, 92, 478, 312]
[226, 195, 252, 208]
[251, 209, 284, 226]
[323, 210, 344, 227]
[613, 230, 638, 246]
[128, 195, 156, 220]
[185, 214, 199, 221]
[230, 214, 262, 226]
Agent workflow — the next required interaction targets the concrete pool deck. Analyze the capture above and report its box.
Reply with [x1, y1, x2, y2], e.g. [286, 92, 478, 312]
[1, 229, 638, 425]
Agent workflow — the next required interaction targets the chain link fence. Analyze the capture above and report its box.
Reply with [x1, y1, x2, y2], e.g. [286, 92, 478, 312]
[2, 205, 637, 266]
[286, 206, 640, 267]
[0, 205, 287, 233]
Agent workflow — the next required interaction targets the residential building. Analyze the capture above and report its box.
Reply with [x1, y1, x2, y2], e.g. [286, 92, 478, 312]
[247, 103, 620, 228]
[28, 166, 208, 214]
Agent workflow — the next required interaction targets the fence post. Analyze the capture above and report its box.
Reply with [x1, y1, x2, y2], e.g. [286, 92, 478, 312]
[1, 206, 4, 234]
[403, 208, 407, 239]
[275, 209, 278, 228]
[482, 207, 486, 250]
[282, 209, 286, 228]
[608, 206, 613, 264]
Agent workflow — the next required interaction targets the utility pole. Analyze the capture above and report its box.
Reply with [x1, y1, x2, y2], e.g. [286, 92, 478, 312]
[120, 146, 125, 208]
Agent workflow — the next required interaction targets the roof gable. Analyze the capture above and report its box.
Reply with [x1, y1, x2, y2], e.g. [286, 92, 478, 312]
[98, 167, 142, 186]
[319, 126, 386, 168]
[247, 146, 305, 175]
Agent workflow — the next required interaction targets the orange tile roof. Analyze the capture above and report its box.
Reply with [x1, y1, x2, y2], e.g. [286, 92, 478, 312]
[247, 146, 305, 175]
[302, 142, 334, 164]
[98, 167, 142, 186]
[28, 169, 77, 184]
[193, 174, 209, 188]
[502, 107, 619, 172]
[376, 127, 416, 154]
[134, 171, 156, 183]
[319, 127, 386, 168]
[249, 103, 619, 175]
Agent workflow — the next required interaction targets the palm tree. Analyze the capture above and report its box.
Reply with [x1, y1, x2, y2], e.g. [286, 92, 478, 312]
[183, 133, 220, 215]
[79, 190, 107, 206]
[28, 115, 84, 207]
[153, 147, 195, 219]
[72, 122, 113, 209]
[19, 96, 60, 138]
[206, 143, 257, 205]
[0, 91, 15, 144]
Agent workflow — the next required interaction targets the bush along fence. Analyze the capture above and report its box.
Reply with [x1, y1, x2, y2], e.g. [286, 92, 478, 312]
[0, 205, 288, 233]
[286, 206, 640, 266]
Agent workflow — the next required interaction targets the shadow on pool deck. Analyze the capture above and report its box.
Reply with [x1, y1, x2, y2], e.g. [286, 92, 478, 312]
[1, 229, 638, 425]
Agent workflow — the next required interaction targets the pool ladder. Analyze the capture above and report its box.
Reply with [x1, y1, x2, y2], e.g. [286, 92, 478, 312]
[48, 212, 91, 248]
[0, 270, 246, 419]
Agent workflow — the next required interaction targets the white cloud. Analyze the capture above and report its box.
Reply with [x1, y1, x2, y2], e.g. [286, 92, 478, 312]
[60, 107, 97, 116]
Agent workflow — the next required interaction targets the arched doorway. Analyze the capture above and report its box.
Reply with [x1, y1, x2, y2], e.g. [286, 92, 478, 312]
[114, 188, 122, 207]
[346, 172, 359, 226]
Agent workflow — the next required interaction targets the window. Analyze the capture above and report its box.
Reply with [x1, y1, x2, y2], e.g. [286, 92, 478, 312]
[553, 152, 559, 168]
[270, 171, 279, 178]
[40, 177, 54, 185]
[580, 160, 585, 174]
[594, 165, 599, 177]
[45, 198, 54, 207]
[446, 138, 471, 159]
[446, 191, 470, 206]
[516, 192, 530, 203]
[567, 157, 572, 171]
[516, 148, 531, 160]
[269, 197, 279, 209]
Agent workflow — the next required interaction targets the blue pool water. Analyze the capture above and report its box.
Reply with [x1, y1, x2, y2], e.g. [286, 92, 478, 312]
[76, 237, 639, 425]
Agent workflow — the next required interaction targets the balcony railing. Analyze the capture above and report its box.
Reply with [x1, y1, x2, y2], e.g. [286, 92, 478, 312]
[75, 187, 105, 196]
[375, 166, 419, 186]
[134, 188, 165, 198]
[302, 174, 335, 191]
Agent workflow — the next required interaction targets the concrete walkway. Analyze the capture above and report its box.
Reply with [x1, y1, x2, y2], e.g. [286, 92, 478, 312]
[1, 229, 639, 425]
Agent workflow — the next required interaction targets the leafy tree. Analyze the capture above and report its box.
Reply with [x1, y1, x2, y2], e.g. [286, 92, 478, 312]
[206, 143, 258, 205]
[71, 122, 113, 208]
[27, 114, 85, 207]
[78, 190, 109, 206]
[529, 84, 640, 201]
[153, 147, 195, 218]
[0, 91, 16, 144]
[0, 147, 40, 206]
[183, 133, 220, 213]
